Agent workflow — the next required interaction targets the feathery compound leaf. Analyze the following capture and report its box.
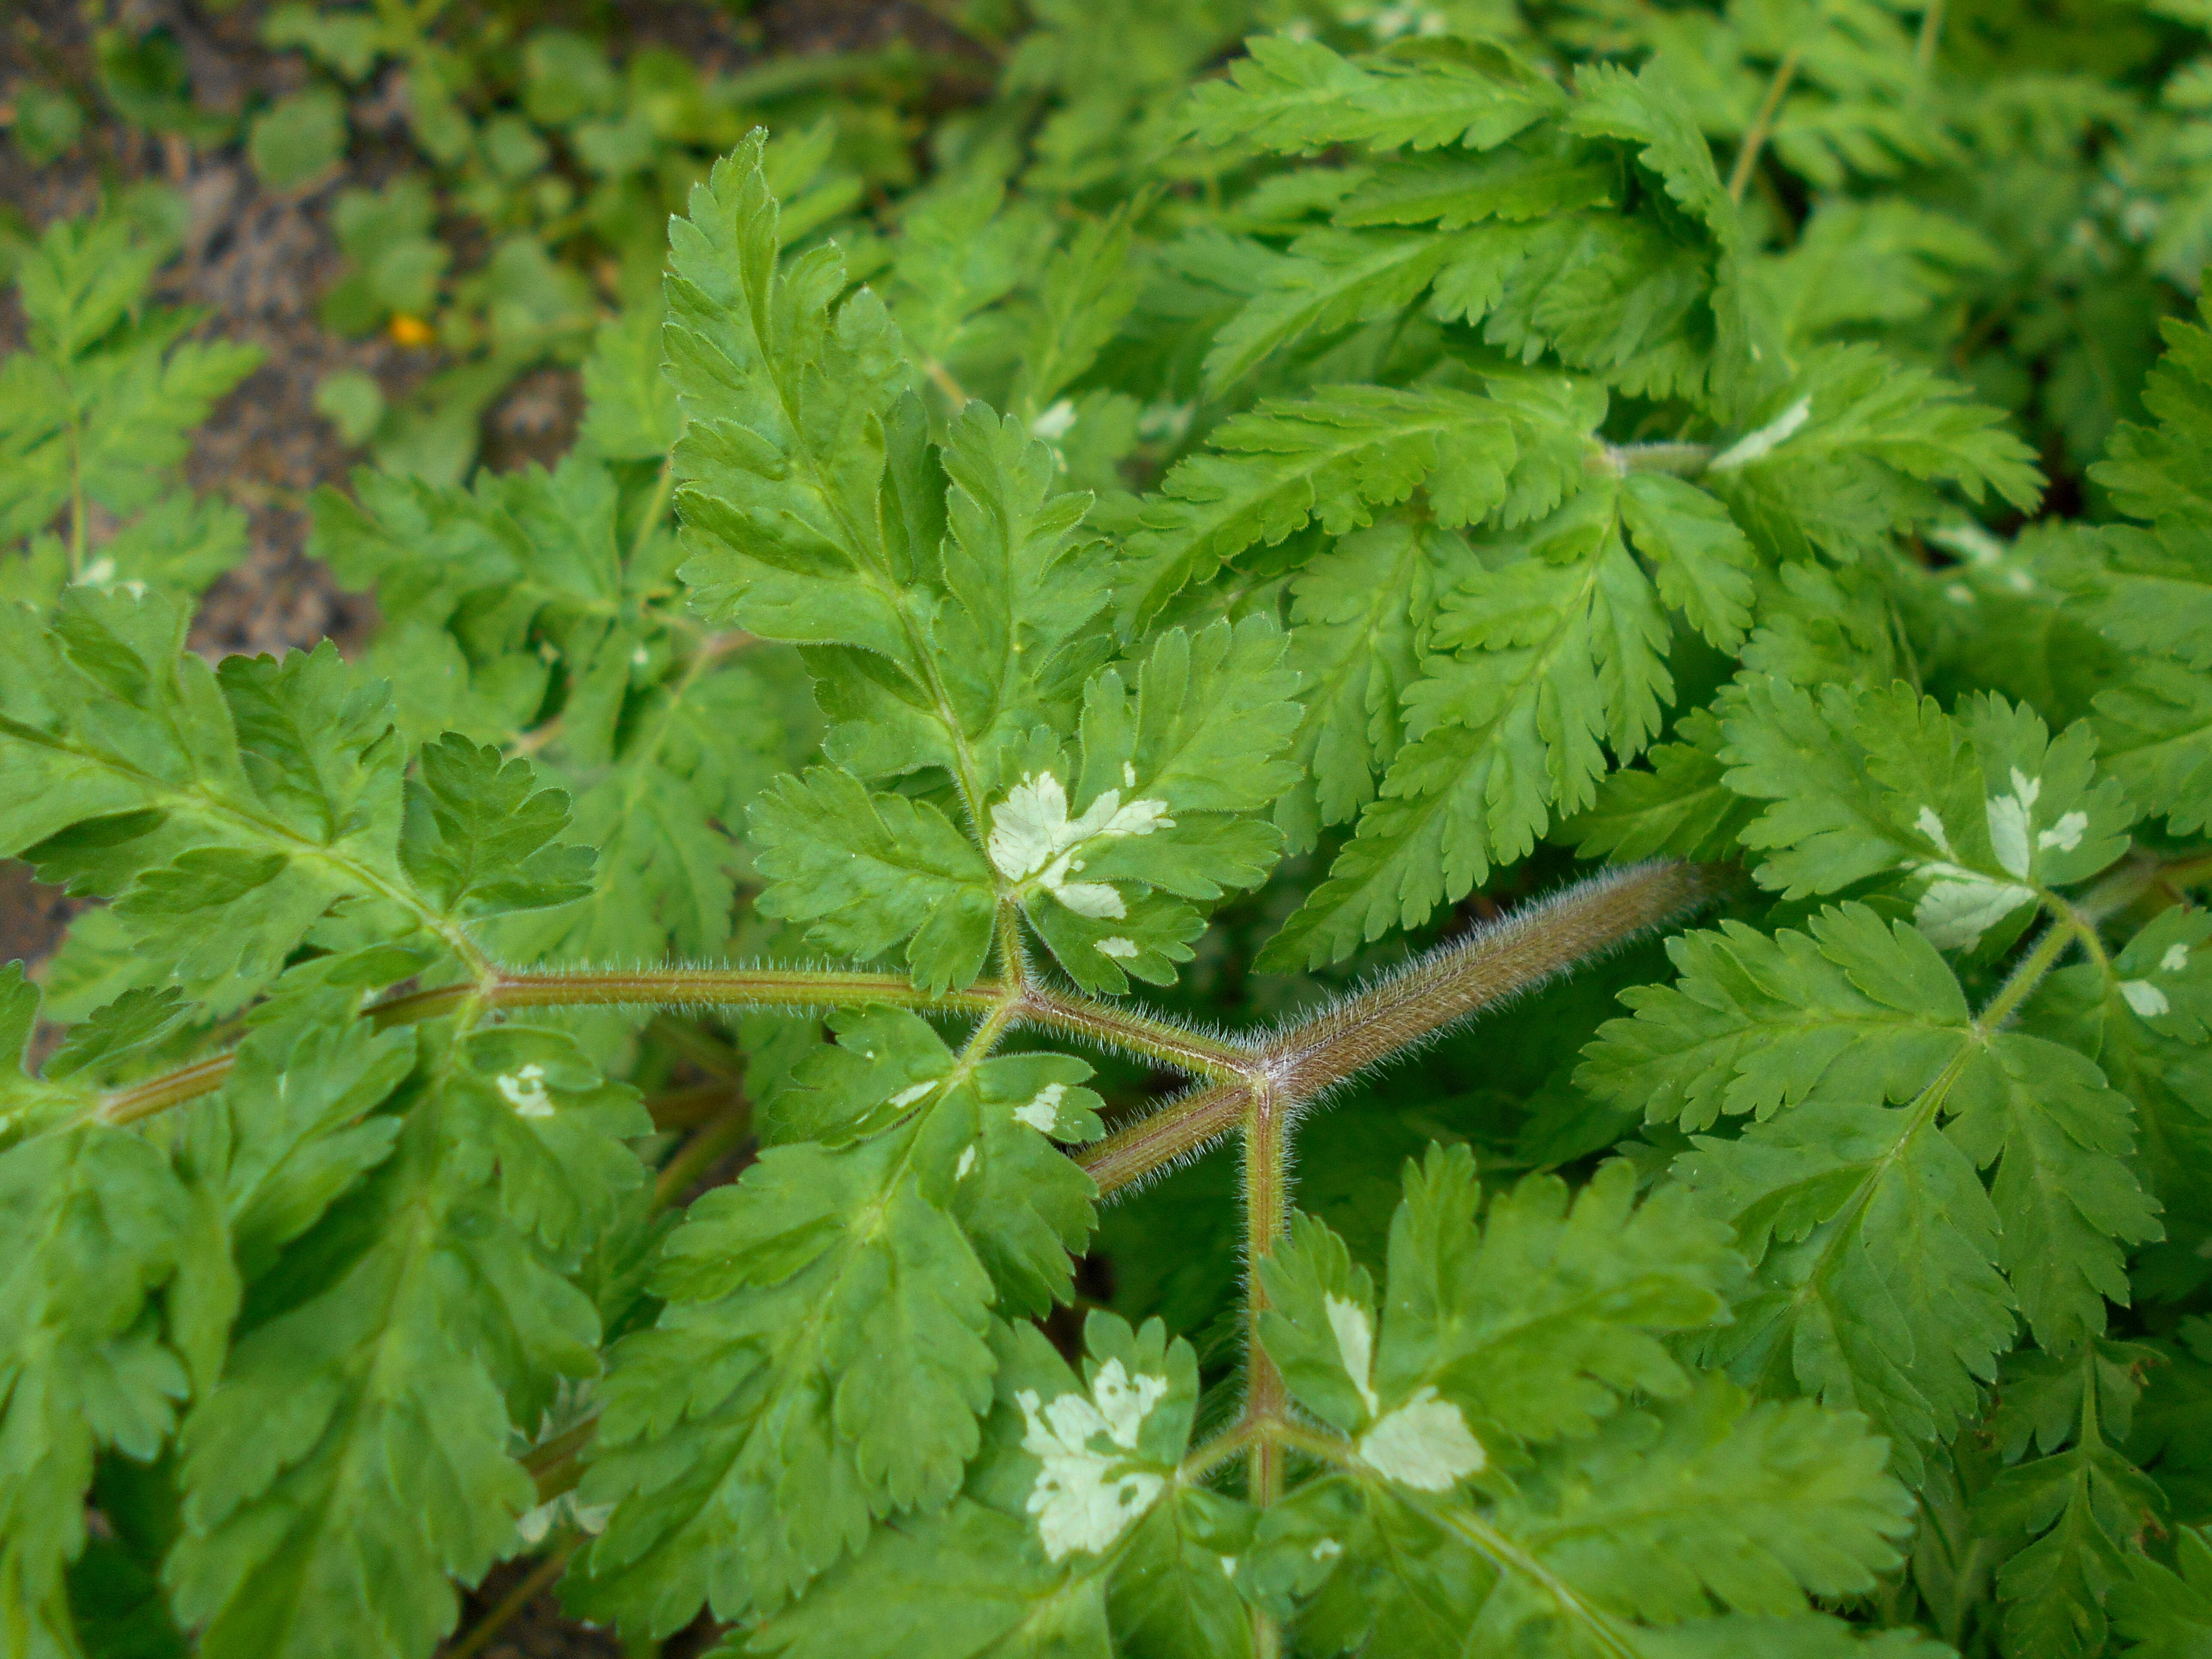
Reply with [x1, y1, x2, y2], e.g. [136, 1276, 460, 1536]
[0, 207, 258, 597]
[984, 615, 1300, 992]
[761, 1008, 1104, 1316]
[574, 1132, 997, 1630]
[2109, 907, 2212, 1044]
[1944, 1033, 2163, 1357]
[0, 586, 616, 1021]
[1262, 1153, 1738, 1463]
[1578, 909, 1974, 1135]
[1565, 708, 1760, 864]
[1617, 474, 1756, 652]
[2093, 298, 2212, 529]
[2079, 520, 2212, 681]
[1334, 143, 1619, 233]
[878, 401, 1112, 782]
[1721, 681, 2134, 948]
[576, 1023, 1108, 1630]
[2111, 1527, 2212, 1658]
[2029, 960, 2212, 1312]
[1705, 346, 2043, 535]
[2076, 298, 2212, 834]
[1239, 1473, 1493, 1656]
[1264, 476, 1704, 968]
[313, 451, 787, 963]
[2091, 660, 2212, 838]
[750, 768, 997, 993]
[11, 25, 2207, 1657]
[1613, 905, 2157, 1477]
[1243, 1373, 1910, 1656]
[911, 1051, 1105, 1322]
[880, 170, 1055, 383]
[0, 1124, 194, 1654]
[578, 302, 683, 462]
[1011, 207, 1146, 420]
[0, 965, 97, 1138]
[1275, 520, 1435, 855]
[735, 1500, 1109, 1659]
[400, 735, 596, 918]
[1566, 60, 1739, 246]
[670, 142, 1113, 803]
[1184, 34, 1564, 157]
[1117, 382, 1522, 625]
[790, 417, 1051, 786]
[1975, 1341, 2166, 1659]
[166, 1021, 642, 1659]
[747, 1314, 1218, 1659]
[0, 592, 436, 1011]
[185, 980, 413, 1283]
[657, 139, 1293, 998]
[1200, 226, 1483, 395]
[666, 134, 912, 661]
[1485, 1377, 1910, 1624]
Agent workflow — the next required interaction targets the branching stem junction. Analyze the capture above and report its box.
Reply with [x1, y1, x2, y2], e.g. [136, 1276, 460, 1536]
[93, 857, 1722, 1644]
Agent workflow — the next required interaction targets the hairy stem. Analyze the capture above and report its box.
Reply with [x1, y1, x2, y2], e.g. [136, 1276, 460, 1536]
[997, 907, 1033, 994]
[98, 862, 1717, 1185]
[1179, 1422, 1257, 1482]
[1243, 1080, 1290, 1659]
[1069, 862, 1718, 1195]
[960, 990, 1024, 1063]
[1018, 984, 1250, 1081]
[2075, 848, 2212, 924]
[457, 966, 1003, 1020]
[1727, 49, 1800, 205]
[99, 967, 1001, 1123]
[102, 1054, 238, 1125]
[99, 961, 1265, 1126]
[1257, 861, 1720, 1103]
[1076, 1079, 1251, 1194]
[2055, 899, 2112, 977]
[1242, 1081, 1291, 1498]
[1263, 1418, 1356, 1464]
[1982, 918, 2075, 1032]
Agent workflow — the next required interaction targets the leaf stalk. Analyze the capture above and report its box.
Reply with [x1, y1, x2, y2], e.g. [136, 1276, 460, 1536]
[651, 1091, 754, 1211]
[1242, 1078, 1291, 1509]
[97, 863, 1720, 1209]
[1727, 49, 1801, 205]
[1256, 860, 1722, 1103]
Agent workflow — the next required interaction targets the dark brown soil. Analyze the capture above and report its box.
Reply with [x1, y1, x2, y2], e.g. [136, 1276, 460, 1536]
[446, 1556, 725, 1659]
[2, 0, 987, 671]
[2, 3, 991, 1653]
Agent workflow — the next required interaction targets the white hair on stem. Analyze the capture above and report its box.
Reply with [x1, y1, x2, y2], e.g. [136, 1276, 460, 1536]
[1075, 860, 1724, 1203]
[1255, 860, 1723, 1107]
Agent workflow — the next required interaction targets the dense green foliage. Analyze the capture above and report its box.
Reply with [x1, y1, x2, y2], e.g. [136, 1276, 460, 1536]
[6, 3, 2212, 1657]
